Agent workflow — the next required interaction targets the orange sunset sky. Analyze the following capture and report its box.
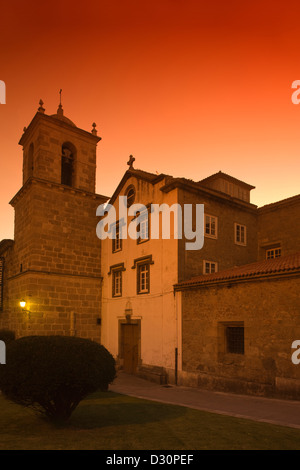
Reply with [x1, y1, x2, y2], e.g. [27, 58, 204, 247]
[0, 0, 299, 240]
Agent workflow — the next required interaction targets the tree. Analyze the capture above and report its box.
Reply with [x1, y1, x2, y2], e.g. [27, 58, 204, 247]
[0, 335, 116, 422]
[0, 329, 15, 344]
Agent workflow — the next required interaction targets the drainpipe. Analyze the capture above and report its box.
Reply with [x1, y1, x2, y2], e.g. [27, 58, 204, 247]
[175, 347, 178, 385]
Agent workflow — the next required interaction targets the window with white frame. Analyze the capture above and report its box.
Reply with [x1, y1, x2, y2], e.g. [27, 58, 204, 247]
[112, 221, 122, 253]
[138, 264, 150, 293]
[203, 260, 218, 274]
[205, 214, 218, 239]
[266, 247, 281, 259]
[109, 263, 125, 297]
[234, 223, 246, 245]
[132, 255, 153, 294]
[112, 270, 122, 297]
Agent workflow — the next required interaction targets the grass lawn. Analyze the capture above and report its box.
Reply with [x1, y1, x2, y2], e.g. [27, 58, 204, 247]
[0, 391, 299, 450]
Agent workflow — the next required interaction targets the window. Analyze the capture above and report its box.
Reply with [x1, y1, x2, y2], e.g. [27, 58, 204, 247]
[218, 322, 245, 359]
[0, 257, 3, 311]
[113, 270, 122, 297]
[238, 187, 248, 202]
[137, 206, 150, 244]
[234, 223, 246, 245]
[226, 326, 244, 354]
[125, 185, 135, 208]
[108, 263, 126, 298]
[266, 247, 281, 259]
[132, 255, 154, 295]
[112, 221, 122, 253]
[203, 260, 218, 274]
[138, 264, 150, 294]
[61, 143, 76, 187]
[205, 215, 218, 239]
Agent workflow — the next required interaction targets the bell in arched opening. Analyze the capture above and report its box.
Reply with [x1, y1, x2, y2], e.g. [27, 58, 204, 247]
[61, 142, 76, 187]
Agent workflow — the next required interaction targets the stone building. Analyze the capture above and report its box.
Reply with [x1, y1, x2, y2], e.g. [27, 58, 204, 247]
[0, 102, 299, 398]
[100, 167, 262, 382]
[257, 194, 300, 260]
[174, 253, 300, 399]
[100, 166, 300, 395]
[0, 101, 107, 341]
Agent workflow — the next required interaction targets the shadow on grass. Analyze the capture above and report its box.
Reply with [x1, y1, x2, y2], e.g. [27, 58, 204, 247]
[70, 391, 187, 429]
[83, 391, 118, 401]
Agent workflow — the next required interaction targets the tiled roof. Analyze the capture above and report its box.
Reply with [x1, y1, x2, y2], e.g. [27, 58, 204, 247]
[128, 168, 170, 182]
[258, 193, 300, 212]
[175, 252, 300, 289]
[199, 171, 255, 190]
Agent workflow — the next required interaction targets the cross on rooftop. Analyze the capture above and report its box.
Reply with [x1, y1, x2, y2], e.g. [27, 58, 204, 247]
[127, 155, 135, 169]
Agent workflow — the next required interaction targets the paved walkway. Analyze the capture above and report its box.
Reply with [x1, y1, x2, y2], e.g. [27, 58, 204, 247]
[109, 372, 300, 429]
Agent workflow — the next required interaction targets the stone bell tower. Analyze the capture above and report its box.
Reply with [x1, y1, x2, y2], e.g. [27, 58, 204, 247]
[4, 98, 108, 341]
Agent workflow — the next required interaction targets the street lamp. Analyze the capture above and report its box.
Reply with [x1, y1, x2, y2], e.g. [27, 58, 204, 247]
[19, 299, 31, 319]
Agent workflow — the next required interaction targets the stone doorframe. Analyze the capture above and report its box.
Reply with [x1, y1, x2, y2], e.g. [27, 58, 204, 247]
[118, 318, 141, 373]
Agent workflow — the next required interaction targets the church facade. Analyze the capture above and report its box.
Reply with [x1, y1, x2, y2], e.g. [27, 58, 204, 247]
[0, 103, 299, 398]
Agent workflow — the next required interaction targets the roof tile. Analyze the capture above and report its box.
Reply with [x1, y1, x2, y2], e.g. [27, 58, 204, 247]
[176, 252, 300, 287]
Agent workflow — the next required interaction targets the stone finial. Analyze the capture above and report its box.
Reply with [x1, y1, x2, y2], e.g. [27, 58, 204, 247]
[56, 89, 64, 116]
[127, 154, 135, 169]
[57, 103, 63, 116]
[91, 122, 97, 135]
[23, 127, 27, 133]
[38, 99, 45, 113]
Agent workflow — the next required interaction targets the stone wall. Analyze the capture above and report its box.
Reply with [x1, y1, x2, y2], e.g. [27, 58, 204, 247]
[258, 195, 300, 259]
[179, 274, 300, 398]
[22, 115, 99, 193]
[0, 181, 105, 342]
[0, 268, 102, 342]
[178, 188, 258, 282]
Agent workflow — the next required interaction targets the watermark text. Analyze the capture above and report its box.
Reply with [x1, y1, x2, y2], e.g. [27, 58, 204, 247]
[0, 340, 6, 364]
[0, 80, 6, 104]
[96, 197, 204, 251]
[291, 340, 300, 365]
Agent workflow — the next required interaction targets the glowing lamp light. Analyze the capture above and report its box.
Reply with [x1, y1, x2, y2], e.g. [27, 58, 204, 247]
[19, 299, 30, 319]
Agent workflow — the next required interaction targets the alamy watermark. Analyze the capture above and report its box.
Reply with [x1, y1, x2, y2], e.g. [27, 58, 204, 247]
[96, 197, 204, 250]
[291, 340, 300, 365]
[0, 80, 6, 104]
[0, 341, 6, 364]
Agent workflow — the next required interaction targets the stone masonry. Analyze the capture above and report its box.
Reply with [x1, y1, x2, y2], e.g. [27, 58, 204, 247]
[0, 103, 107, 341]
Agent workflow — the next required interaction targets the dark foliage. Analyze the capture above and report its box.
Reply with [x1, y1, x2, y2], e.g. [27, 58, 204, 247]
[0, 329, 15, 344]
[0, 335, 116, 421]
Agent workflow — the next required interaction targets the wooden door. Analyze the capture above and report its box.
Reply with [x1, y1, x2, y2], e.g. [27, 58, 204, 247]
[121, 323, 139, 374]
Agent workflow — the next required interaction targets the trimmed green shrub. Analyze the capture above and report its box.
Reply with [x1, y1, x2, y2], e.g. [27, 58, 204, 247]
[0, 329, 15, 344]
[0, 335, 116, 421]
